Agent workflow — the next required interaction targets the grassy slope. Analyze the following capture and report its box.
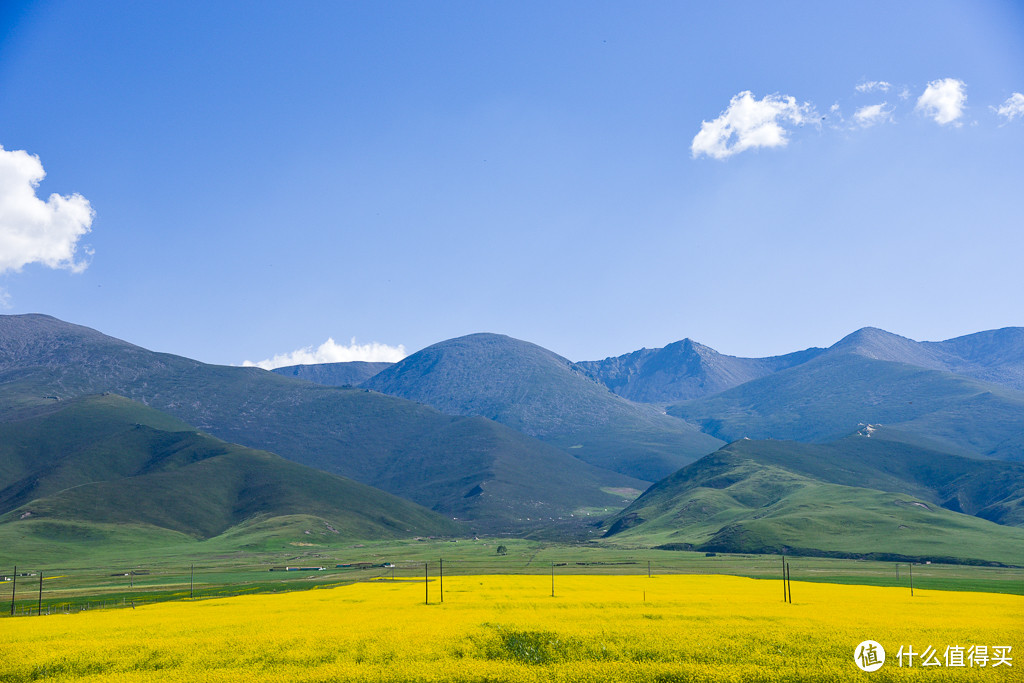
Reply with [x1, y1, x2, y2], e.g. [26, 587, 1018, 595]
[715, 431, 1024, 525]
[0, 315, 640, 533]
[602, 439, 1024, 565]
[668, 352, 1024, 461]
[0, 394, 461, 543]
[364, 333, 724, 481]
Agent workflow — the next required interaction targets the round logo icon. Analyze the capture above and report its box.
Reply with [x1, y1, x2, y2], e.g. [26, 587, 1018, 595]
[854, 640, 886, 672]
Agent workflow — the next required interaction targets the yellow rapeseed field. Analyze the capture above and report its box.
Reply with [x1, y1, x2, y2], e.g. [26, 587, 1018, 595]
[1, 575, 1020, 681]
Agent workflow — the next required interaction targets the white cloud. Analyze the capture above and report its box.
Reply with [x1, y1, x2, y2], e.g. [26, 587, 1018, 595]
[856, 80, 891, 94]
[994, 92, 1024, 121]
[915, 78, 967, 126]
[0, 145, 94, 275]
[0, 288, 10, 310]
[691, 91, 817, 160]
[243, 337, 407, 370]
[853, 102, 893, 127]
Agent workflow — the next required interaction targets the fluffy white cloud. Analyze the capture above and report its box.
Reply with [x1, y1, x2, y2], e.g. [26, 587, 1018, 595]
[915, 78, 967, 125]
[994, 92, 1024, 121]
[0, 145, 94, 274]
[243, 337, 407, 370]
[853, 102, 893, 127]
[691, 91, 816, 160]
[855, 80, 891, 93]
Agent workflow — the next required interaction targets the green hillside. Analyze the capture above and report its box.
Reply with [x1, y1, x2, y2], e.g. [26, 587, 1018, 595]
[602, 438, 1024, 565]
[0, 395, 461, 545]
[717, 430, 1024, 525]
[0, 315, 640, 534]
[668, 352, 1024, 461]
[363, 333, 724, 480]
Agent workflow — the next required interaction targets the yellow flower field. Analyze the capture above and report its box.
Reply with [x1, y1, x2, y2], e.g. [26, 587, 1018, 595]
[1, 575, 1020, 681]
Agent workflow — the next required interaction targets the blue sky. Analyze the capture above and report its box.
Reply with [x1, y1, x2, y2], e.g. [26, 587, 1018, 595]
[1, 1, 1022, 366]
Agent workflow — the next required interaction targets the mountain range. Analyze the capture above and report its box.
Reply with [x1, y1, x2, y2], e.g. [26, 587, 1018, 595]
[361, 333, 723, 481]
[581, 326, 1024, 401]
[667, 335, 1024, 460]
[1, 313, 1022, 564]
[0, 315, 642, 536]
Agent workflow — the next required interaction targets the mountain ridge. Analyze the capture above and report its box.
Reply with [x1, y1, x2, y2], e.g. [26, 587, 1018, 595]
[362, 332, 724, 481]
[602, 435, 1024, 565]
[0, 315, 641, 533]
[667, 350, 1024, 461]
[578, 325, 1024, 402]
[271, 361, 392, 386]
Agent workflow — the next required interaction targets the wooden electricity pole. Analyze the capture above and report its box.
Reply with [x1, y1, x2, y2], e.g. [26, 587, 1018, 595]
[37, 572, 43, 616]
[9, 566, 15, 616]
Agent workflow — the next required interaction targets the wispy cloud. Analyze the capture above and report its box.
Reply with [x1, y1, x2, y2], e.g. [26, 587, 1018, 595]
[994, 92, 1024, 122]
[855, 80, 891, 94]
[915, 78, 967, 126]
[690, 78, 1023, 160]
[853, 102, 893, 127]
[0, 145, 94, 275]
[243, 337, 407, 370]
[691, 91, 817, 160]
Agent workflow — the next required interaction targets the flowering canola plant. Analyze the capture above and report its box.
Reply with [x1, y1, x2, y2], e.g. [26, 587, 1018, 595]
[1, 575, 1020, 681]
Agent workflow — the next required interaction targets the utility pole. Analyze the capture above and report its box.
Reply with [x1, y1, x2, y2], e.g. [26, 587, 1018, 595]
[190, 564, 194, 600]
[648, 560, 651, 578]
[9, 566, 15, 617]
[439, 559, 443, 604]
[909, 563, 914, 597]
[37, 572, 43, 616]
[782, 556, 787, 602]
[551, 563, 555, 598]
[424, 562, 428, 605]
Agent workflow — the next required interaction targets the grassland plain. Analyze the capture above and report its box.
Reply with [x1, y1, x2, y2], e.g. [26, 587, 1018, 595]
[1, 575, 1020, 682]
